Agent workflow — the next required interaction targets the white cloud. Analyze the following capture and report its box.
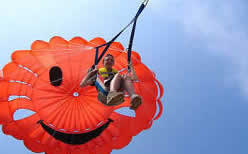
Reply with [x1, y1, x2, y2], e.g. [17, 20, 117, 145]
[154, 0, 248, 96]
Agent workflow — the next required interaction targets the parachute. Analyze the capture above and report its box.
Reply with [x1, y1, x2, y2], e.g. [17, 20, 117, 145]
[0, 36, 163, 154]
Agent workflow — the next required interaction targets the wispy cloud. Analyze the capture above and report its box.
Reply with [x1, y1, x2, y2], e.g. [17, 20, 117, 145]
[154, 0, 248, 96]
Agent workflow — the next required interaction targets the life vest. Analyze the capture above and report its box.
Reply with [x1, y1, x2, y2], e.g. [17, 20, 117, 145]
[98, 67, 118, 79]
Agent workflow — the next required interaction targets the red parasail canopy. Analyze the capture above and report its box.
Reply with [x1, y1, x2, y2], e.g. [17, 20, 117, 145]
[0, 36, 163, 154]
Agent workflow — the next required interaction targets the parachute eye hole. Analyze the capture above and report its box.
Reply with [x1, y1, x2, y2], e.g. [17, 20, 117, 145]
[49, 66, 63, 86]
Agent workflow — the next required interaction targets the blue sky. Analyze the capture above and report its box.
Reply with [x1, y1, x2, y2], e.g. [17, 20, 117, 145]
[0, 0, 248, 153]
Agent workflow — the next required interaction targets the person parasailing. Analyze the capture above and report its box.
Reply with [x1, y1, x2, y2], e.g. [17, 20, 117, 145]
[80, 54, 142, 110]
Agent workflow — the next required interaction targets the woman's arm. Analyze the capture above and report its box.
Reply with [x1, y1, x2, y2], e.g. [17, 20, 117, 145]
[80, 68, 98, 87]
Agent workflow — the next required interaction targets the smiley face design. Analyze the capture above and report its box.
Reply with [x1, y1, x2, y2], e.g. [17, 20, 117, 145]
[36, 65, 113, 145]
[0, 36, 163, 154]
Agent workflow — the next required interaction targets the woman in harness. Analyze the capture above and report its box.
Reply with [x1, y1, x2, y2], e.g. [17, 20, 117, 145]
[80, 54, 142, 110]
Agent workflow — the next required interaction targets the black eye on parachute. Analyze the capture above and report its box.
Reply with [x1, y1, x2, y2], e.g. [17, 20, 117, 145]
[49, 66, 63, 86]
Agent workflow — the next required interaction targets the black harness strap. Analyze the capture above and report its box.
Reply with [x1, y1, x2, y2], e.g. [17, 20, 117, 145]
[94, 47, 99, 68]
[92, 22, 132, 68]
[127, 19, 137, 71]
[127, 3, 146, 71]
[92, 0, 149, 69]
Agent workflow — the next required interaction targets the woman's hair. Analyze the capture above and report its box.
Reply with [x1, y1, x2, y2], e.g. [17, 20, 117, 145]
[103, 54, 114, 63]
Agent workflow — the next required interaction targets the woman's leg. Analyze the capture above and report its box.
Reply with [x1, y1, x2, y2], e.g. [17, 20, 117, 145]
[106, 73, 124, 105]
[110, 73, 122, 92]
[122, 75, 135, 96]
[123, 75, 142, 110]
